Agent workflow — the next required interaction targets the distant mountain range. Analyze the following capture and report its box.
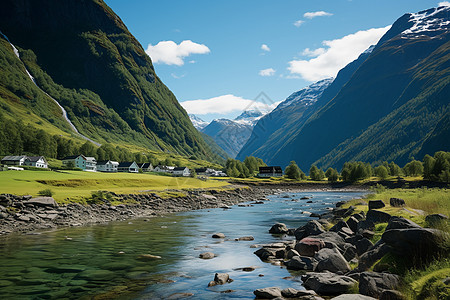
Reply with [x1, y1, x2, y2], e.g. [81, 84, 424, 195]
[237, 6, 450, 170]
[190, 110, 265, 158]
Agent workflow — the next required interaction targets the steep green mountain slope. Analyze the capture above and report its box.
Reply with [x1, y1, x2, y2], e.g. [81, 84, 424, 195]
[0, 0, 220, 162]
[243, 6, 449, 170]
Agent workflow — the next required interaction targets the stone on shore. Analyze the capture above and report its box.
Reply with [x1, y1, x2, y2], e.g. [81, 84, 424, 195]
[355, 238, 374, 256]
[208, 273, 233, 287]
[346, 216, 359, 233]
[294, 220, 326, 240]
[269, 223, 289, 234]
[379, 290, 406, 300]
[389, 198, 405, 207]
[425, 213, 449, 225]
[212, 233, 225, 238]
[385, 216, 421, 231]
[285, 256, 317, 271]
[253, 287, 282, 299]
[286, 249, 300, 259]
[23, 197, 58, 208]
[330, 220, 350, 233]
[281, 288, 317, 298]
[295, 237, 325, 257]
[368, 200, 385, 210]
[199, 252, 215, 259]
[359, 272, 400, 298]
[315, 248, 351, 273]
[303, 272, 357, 295]
[357, 242, 391, 271]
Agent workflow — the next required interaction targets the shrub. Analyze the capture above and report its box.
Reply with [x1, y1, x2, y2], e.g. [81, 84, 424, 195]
[38, 189, 53, 197]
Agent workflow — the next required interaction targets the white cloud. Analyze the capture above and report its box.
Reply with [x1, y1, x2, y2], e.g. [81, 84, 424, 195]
[261, 44, 271, 52]
[181, 95, 280, 115]
[303, 11, 333, 19]
[293, 20, 305, 27]
[145, 40, 210, 66]
[302, 47, 326, 57]
[259, 68, 276, 76]
[288, 26, 390, 81]
[171, 73, 186, 79]
[438, 1, 450, 6]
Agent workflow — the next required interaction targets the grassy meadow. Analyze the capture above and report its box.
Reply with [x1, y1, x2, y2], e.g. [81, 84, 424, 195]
[0, 169, 229, 203]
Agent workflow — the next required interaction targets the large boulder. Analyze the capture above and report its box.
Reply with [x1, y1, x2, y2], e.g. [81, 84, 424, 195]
[379, 290, 406, 300]
[382, 228, 447, 264]
[23, 197, 58, 208]
[331, 294, 377, 300]
[366, 210, 391, 224]
[356, 242, 391, 271]
[285, 256, 317, 271]
[295, 237, 325, 257]
[281, 288, 317, 298]
[346, 216, 359, 233]
[253, 287, 282, 299]
[294, 220, 326, 240]
[303, 272, 357, 295]
[389, 198, 405, 207]
[385, 216, 421, 231]
[254, 248, 277, 261]
[208, 273, 233, 287]
[355, 238, 374, 256]
[314, 232, 347, 251]
[368, 200, 385, 210]
[359, 272, 400, 298]
[425, 214, 449, 225]
[315, 248, 351, 273]
[330, 220, 350, 233]
[269, 223, 289, 234]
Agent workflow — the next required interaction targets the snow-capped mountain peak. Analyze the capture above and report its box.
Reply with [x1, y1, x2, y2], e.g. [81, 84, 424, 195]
[189, 114, 209, 130]
[402, 6, 450, 36]
[234, 110, 265, 126]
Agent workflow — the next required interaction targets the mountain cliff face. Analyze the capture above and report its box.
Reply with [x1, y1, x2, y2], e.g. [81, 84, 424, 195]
[0, 0, 219, 161]
[238, 6, 450, 170]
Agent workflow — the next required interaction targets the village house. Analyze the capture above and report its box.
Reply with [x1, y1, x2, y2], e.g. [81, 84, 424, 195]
[118, 161, 139, 173]
[140, 163, 154, 172]
[96, 160, 119, 172]
[24, 156, 48, 168]
[1, 155, 27, 166]
[173, 167, 190, 177]
[195, 167, 226, 177]
[154, 165, 175, 173]
[62, 155, 87, 170]
[85, 157, 97, 172]
[257, 166, 283, 177]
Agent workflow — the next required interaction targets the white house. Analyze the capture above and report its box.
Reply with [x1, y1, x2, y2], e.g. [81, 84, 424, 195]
[1, 155, 27, 166]
[118, 161, 139, 173]
[96, 160, 119, 172]
[24, 156, 48, 168]
[85, 157, 97, 172]
[173, 167, 190, 177]
[140, 163, 154, 172]
[154, 165, 175, 173]
[62, 155, 87, 170]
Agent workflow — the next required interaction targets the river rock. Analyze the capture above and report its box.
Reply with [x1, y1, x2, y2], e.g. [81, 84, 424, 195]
[355, 238, 374, 256]
[254, 248, 277, 261]
[357, 242, 391, 271]
[343, 245, 357, 261]
[208, 273, 233, 287]
[359, 272, 400, 298]
[385, 216, 421, 230]
[331, 294, 377, 300]
[368, 200, 385, 210]
[294, 220, 326, 240]
[315, 248, 351, 273]
[346, 216, 359, 233]
[269, 223, 289, 234]
[315, 231, 347, 251]
[303, 272, 357, 295]
[199, 252, 215, 259]
[382, 227, 446, 263]
[286, 249, 300, 259]
[330, 220, 350, 233]
[389, 198, 405, 207]
[137, 254, 162, 260]
[295, 237, 325, 257]
[23, 197, 58, 208]
[285, 256, 317, 271]
[281, 288, 317, 298]
[253, 287, 282, 299]
[202, 194, 217, 200]
[425, 213, 449, 225]
[212, 233, 225, 238]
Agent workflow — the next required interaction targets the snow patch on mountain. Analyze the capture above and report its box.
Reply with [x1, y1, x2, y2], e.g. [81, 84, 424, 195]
[189, 114, 209, 130]
[402, 6, 450, 36]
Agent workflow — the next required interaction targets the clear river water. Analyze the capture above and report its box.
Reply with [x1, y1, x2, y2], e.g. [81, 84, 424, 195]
[0, 191, 364, 299]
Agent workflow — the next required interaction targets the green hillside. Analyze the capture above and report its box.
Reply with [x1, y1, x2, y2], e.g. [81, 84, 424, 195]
[0, 0, 222, 163]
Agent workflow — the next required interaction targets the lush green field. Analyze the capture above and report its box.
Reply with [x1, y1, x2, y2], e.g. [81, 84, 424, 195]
[0, 170, 228, 203]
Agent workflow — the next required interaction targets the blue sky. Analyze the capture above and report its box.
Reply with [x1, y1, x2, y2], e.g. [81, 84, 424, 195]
[105, 0, 447, 122]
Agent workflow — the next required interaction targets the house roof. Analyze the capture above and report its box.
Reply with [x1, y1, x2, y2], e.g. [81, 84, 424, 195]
[118, 161, 137, 168]
[26, 156, 46, 162]
[97, 160, 119, 165]
[174, 167, 188, 171]
[1, 155, 27, 161]
[195, 168, 207, 172]
[85, 157, 96, 162]
[62, 155, 85, 160]
[259, 166, 283, 173]
[141, 163, 153, 168]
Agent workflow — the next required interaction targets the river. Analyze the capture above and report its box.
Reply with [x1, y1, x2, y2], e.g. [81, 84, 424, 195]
[0, 191, 364, 299]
